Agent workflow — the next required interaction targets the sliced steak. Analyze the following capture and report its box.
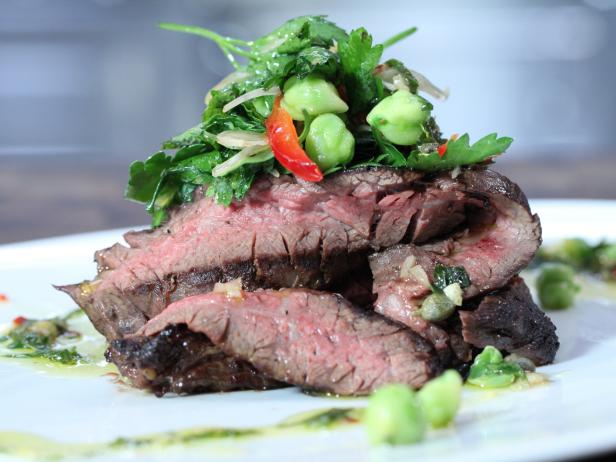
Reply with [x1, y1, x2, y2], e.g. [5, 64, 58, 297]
[459, 277, 559, 365]
[369, 168, 542, 347]
[107, 324, 282, 395]
[56, 167, 488, 341]
[138, 289, 441, 395]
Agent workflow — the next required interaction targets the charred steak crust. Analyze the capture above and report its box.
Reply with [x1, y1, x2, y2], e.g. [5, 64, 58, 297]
[107, 324, 283, 396]
[139, 289, 442, 395]
[458, 277, 559, 365]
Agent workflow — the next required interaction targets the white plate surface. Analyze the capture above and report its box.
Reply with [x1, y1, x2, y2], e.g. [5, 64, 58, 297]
[1, 199, 616, 462]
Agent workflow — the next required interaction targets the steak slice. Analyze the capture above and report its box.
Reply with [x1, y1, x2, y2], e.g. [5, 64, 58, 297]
[57, 167, 488, 341]
[107, 324, 282, 395]
[369, 168, 542, 348]
[458, 277, 559, 365]
[138, 289, 442, 395]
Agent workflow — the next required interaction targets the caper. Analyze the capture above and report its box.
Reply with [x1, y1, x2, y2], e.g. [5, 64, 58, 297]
[305, 114, 355, 171]
[363, 383, 426, 445]
[281, 75, 348, 121]
[504, 354, 536, 372]
[417, 292, 456, 322]
[29, 320, 60, 340]
[366, 89, 432, 145]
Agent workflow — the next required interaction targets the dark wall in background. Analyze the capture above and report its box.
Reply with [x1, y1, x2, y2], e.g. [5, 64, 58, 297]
[1, 0, 615, 243]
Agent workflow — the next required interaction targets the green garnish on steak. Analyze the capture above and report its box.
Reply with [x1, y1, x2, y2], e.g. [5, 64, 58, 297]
[125, 15, 513, 226]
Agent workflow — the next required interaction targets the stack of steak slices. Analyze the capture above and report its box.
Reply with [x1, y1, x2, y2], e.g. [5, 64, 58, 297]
[57, 166, 559, 396]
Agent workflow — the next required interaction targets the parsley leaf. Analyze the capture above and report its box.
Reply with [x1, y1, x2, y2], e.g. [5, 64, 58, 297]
[384, 59, 419, 93]
[433, 264, 471, 291]
[252, 16, 347, 54]
[372, 128, 407, 167]
[162, 124, 216, 150]
[338, 28, 383, 114]
[408, 133, 513, 171]
[125, 152, 173, 204]
[294, 47, 338, 80]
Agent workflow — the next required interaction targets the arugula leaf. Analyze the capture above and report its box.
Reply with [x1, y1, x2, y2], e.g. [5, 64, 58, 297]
[433, 264, 471, 291]
[338, 28, 383, 114]
[408, 133, 513, 172]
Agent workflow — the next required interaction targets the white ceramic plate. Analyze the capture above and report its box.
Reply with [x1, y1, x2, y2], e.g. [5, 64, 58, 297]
[1, 199, 616, 462]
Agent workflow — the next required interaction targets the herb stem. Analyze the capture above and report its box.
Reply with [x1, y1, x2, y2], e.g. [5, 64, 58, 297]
[382, 27, 417, 49]
[159, 22, 255, 67]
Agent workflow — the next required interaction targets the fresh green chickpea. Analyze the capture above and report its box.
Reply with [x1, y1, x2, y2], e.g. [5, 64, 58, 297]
[304, 114, 355, 171]
[597, 243, 616, 270]
[281, 75, 348, 121]
[540, 238, 594, 268]
[417, 370, 463, 428]
[418, 292, 456, 322]
[504, 354, 536, 372]
[472, 345, 503, 367]
[366, 89, 432, 145]
[363, 384, 426, 445]
[467, 346, 525, 389]
[536, 264, 579, 310]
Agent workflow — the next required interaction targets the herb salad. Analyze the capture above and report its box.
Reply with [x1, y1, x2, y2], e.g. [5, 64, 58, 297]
[126, 16, 513, 226]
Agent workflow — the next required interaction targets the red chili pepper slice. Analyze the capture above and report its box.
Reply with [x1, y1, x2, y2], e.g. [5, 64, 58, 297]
[0, 293, 7, 302]
[13, 316, 27, 326]
[265, 96, 323, 182]
[437, 143, 448, 158]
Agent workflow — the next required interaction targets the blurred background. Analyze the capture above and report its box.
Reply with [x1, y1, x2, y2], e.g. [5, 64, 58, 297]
[1, 0, 615, 244]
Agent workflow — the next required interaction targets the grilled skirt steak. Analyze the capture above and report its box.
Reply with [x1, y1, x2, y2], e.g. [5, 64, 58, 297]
[57, 167, 532, 341]
[135, 289, 441, 395]
[108, 279, 557, 395]
[56, 166, 557, 395]
[369, 169, 541, 352]
[458, 277, 559, 365]
[106, 324, 283, 396]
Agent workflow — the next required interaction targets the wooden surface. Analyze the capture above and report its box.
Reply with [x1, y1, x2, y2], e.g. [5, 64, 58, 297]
[0, 156, 615, 245]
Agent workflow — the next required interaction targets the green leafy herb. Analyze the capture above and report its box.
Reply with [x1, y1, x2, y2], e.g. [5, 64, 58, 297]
[432, 264, 471, 291]
[373, 128, 407, 167]
[126, 16, 513, 227]
[294, 47, 338, 80]
[252, 16, 347, 54]
[0, 312, 86, 366]
[383, 59, 419, 93]
[408, 133, 513, 171]
[338, 28, 384, 114]
[162, 124, 216, 150]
